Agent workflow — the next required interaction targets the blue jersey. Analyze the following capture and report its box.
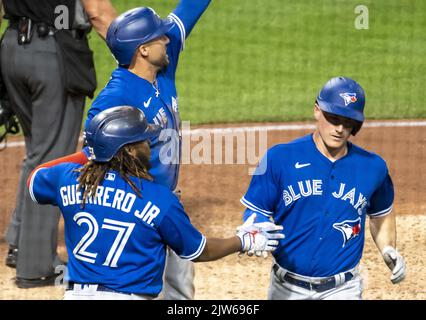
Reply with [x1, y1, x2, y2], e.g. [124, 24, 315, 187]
[28, 163, 206, 296]
[241, 134, 394, 277]
[85, 0, 211, 191]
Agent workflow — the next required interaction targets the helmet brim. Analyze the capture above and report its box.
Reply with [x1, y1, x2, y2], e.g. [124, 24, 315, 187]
[317, 100, 364, 122]
[91, 124, 161, 163]
[145, 17, 175, 44]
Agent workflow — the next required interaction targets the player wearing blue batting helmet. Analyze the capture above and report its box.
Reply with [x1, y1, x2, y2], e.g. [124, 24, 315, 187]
[241, 76, 405, 300]
[91, 1, 214, 300]
[28, 105, 284, 299]
[316, 77, 365, 135]
[84, 106, 161, 162]
[106, 7, 175, 66]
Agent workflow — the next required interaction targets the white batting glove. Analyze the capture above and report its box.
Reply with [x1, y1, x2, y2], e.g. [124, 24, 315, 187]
[243, 216, 266, 257]
[248, 221, 284, 258]
[236, 213, 284, 254]
[382, 246, 406, 284]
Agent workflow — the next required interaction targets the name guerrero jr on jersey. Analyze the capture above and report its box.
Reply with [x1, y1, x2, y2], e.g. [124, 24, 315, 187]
[59, 184, 161, 227]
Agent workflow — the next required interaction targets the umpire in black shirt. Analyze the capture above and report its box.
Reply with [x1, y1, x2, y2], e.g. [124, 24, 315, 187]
[1, 0, 116, 288]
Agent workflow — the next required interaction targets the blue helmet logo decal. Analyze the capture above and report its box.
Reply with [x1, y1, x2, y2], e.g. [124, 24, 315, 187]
[339, 92, 357, 106]
[339, 92, 358, 106]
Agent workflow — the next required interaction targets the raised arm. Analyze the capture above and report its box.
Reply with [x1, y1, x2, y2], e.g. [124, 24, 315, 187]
[170, 0, 212, 39]
[81, 0, 118, 40]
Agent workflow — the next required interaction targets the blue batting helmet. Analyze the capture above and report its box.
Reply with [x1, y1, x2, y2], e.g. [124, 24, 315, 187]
[316, 77, 365, 123]
[85, 106, 161, 162]
[106, 7, 174, 66]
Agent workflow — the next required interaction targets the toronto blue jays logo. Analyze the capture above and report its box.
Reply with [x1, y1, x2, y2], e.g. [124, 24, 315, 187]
[333, 217, 361, 247]
[339, 92, 357, 106]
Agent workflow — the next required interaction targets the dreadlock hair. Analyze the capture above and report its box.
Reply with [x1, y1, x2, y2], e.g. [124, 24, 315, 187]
[76, 142, 153, 208]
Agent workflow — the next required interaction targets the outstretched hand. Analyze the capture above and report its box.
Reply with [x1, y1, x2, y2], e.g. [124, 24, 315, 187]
[236, 213, 284, 255]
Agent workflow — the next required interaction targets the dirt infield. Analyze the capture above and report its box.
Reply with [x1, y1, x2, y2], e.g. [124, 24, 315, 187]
[0, 121, 425, 299]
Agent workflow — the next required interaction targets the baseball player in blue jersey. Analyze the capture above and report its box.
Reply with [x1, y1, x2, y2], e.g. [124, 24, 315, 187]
[240, 77, 407, 300]
[26, 106, 284, 300]
[82, 1, 211, 299]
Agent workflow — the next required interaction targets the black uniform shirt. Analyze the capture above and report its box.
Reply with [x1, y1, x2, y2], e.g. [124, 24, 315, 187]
[3, 0, 76, 26]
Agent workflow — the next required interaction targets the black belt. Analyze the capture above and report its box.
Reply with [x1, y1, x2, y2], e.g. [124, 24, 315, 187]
[8, 18, 56, 37]
[66, 281, 132, 296]
[8, 18, 87, 39]
[272, 264, 354, 293]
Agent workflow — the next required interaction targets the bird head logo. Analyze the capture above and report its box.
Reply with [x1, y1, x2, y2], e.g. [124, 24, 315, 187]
[332, 218, 362, 247]
[339, 92, 358, 106]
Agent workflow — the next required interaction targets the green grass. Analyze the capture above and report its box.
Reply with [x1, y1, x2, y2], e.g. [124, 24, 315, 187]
[93, 0, 426, 124]
[3, 0, 426, 129]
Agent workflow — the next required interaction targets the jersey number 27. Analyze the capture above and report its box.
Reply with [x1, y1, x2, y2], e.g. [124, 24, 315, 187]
[72, 212, 135, 268]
